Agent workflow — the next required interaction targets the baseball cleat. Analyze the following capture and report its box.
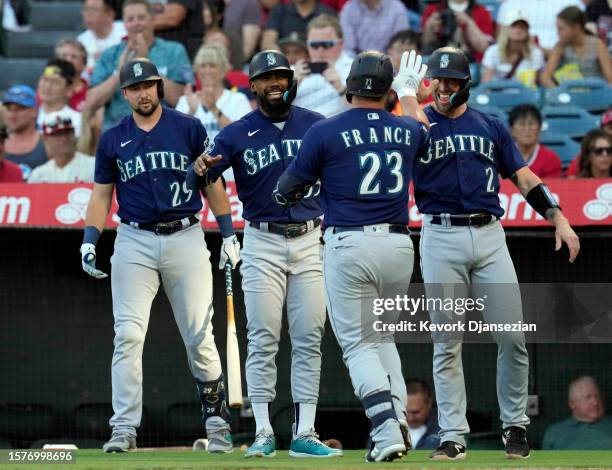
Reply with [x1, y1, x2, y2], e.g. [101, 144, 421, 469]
[244, 429, 276, 458]
[365, 442, 406, 462]
[205, 416, 233, 453]
[399, 419, 412, 451]
[502, 426, 530, 459]
[289, 425, 343, 458]
[430, 441, 466, 460]
[102, 432, 136, 453]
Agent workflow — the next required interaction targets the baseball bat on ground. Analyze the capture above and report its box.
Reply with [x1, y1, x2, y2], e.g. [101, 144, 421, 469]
[225, 262, 243, 407]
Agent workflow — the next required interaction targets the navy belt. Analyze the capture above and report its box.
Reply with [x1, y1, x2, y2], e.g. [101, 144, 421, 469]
[431, 214, 496, 227]
[332, 224, 410, 235]
[121, 215, 199, 235]
[250, 219, 321, 239]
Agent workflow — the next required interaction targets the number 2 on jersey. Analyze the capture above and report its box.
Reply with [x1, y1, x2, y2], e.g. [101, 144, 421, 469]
[485, 167, 495, 193]
[170, 181, 194, 207]
[359, 150, 403, 195]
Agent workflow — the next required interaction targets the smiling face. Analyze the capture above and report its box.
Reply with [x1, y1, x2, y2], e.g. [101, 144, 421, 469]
[123, 80, 160, 117]
[251, 70, 289, 107]
[432, 77, 464, 114]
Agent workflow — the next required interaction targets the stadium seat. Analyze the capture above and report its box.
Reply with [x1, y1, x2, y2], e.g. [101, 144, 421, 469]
[469, 80, 541, 112]
[71, 403, 114, 438]
[0, 58, 46, 90]
[0, 404, 55, 440]
[544, 78, 612, 113]
[541, 105, 601, 140]
[5, 31, 76, 59]
[539, 131, 581, 166]
[469, 62, 481, 87]
[165, 402, 201, 440]
[471, 104, 508, 127]
[29, 1, 83, 31]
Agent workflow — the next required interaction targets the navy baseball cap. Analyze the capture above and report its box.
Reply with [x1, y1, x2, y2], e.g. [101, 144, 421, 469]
[3, 84, 36, 108]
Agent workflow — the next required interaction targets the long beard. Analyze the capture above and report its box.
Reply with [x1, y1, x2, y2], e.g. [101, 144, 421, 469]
[258, 94, 290, 119]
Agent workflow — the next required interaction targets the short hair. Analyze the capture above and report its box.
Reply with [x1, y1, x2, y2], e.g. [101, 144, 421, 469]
[386, 29, 422, 53]
[569, 376, 599, 400]
[123, 0, 152, 14]
[307, 14, 343, 40]
[193, 44, 230, 75]
[509, 104, 542, 127]
[406, 378, 433, 402]
[55, 38, 88, 65]
[43, 58, 76, 85]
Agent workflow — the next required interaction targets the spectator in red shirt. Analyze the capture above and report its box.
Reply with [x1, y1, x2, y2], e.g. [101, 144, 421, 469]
[509, 104, 563, 178]
[565, 108, 612, 176]
[571, 129, 612, 178]
[421, 0, 494, 62]
[0, 125, 23, 183]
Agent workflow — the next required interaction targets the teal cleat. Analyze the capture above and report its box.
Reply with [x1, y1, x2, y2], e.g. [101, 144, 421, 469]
[244, 429, 276, 458]
[289, 425, 343, 458]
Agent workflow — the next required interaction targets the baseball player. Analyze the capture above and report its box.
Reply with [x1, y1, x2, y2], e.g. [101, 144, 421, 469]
[188, 51, 341, 458]
[405, 47, 581, 460]
[274, 50, 430, 462]
[80, 58, 241, 453]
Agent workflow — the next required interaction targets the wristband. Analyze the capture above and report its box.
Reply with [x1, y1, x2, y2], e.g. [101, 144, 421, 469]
[216, 213, 234, 238]
[83, 225, 101, 245]
[526, 183, 560, 218]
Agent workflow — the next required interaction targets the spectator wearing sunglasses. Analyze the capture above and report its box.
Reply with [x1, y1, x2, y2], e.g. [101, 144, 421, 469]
[261, 0, 336, 51]
[292, 14, 352, 117]
[565, 108, 612, 177]
[340, 0, 409, 57]
[572, 129, 612, 178]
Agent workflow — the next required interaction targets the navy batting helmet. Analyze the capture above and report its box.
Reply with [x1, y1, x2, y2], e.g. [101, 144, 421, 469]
[249, 50, 294, 82]
[426, 47, 471, 108]
[345, 51, 394, 103]
[119, 58, 164, 98]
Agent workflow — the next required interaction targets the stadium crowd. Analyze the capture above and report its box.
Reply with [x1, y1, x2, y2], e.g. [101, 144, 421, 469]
[0, 0, 611, 183]
[0, 0, 610, 453]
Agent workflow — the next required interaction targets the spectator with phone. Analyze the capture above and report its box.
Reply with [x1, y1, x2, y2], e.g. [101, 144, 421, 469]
[421, 0, 494, 62]
[292, 14, 352, 117]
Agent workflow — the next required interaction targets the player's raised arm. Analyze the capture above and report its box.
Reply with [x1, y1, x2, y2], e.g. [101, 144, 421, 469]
[392, 50, 432, 127]
[80, 182, 115, 279]
[511, 167, 580, 263]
